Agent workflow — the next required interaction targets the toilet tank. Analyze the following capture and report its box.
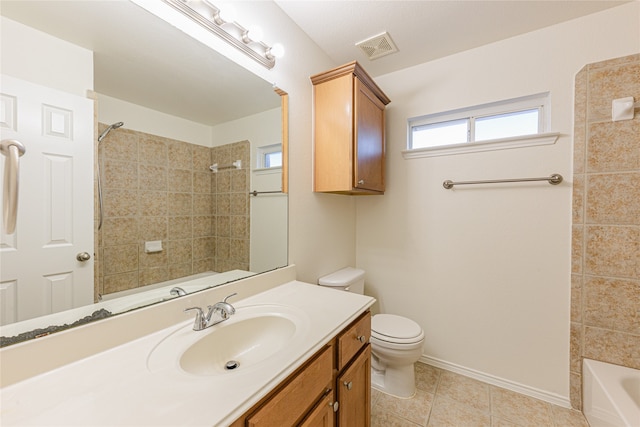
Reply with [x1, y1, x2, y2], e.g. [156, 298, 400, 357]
[318, 267, 365, 294]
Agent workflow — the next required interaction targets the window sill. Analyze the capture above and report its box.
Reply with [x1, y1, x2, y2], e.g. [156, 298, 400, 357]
[402, 132, 560, 159]
[253, 166, 282, 175]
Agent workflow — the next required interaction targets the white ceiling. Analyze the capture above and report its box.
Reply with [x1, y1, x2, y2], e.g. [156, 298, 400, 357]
[274, 0, 628, 77]
[1, 0, 628, 125]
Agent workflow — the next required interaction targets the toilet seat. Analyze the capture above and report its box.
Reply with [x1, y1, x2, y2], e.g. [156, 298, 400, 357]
[371, 314, 424, 345]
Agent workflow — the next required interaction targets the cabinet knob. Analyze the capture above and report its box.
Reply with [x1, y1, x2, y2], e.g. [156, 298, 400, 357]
[358, 179, 365, 185]
[343, 381, 353, 390]
[356, 335, 366, 343]
[329, 401, 339, 412]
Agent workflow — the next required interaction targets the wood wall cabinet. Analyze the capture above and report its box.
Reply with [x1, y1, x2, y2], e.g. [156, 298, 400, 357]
[231, 311, 371, 426]
[311, 61, 390, 195]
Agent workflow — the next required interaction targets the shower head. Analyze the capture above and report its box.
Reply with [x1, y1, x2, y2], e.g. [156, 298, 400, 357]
[98, 121, 124, 142]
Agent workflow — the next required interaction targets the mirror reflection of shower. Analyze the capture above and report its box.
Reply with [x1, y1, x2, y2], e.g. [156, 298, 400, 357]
[98, 121, 124, 142]
[97, 122, 124, 230]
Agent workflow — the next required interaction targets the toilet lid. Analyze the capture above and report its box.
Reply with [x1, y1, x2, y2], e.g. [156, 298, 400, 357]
[371, 314, 423, 341]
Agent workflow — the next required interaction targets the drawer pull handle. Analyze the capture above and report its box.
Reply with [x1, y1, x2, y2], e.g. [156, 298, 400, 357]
[357, 335, 366, 343]
[343, 381, 353, 390]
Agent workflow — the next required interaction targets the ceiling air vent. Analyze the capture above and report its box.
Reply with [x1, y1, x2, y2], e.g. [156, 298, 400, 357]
[355, 32, 398, 60]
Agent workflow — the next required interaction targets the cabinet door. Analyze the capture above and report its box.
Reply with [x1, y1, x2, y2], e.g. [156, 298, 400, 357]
[299, 391, 336, 427]
[337, 345, 371, 427]
[354, 79, 385, 193]
[246, 346, 333, 427]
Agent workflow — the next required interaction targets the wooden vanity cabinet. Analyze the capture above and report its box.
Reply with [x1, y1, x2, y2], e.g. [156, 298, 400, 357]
[311, 61, 390, 195]
[239, 345, 334, 427]
[231, 311, 371, 427]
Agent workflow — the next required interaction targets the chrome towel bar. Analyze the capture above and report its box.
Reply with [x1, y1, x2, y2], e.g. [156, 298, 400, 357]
[443, 173, 563, 189]
[249, 190, 283, 197]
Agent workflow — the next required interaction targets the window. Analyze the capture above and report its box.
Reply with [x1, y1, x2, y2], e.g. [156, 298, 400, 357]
[256, 144, 282, 169]
[405, 93, 558, 158]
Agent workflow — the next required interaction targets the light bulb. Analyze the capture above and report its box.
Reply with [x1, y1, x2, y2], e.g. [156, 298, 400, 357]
[218, 5, 237, 23]
[247, 25, 264, 41]
[241, 25, 264, 44]
[203, 1, 237, 25]
[268, 43, 285, 59]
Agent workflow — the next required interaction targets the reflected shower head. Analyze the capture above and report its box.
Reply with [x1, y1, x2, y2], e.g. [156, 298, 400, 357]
[98, 121, 124, 142]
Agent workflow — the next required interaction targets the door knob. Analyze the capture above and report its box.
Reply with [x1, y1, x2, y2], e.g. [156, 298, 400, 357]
[76, 252, 91, 262]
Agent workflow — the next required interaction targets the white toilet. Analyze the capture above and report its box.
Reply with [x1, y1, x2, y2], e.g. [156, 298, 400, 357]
[318, 267, 425, 398]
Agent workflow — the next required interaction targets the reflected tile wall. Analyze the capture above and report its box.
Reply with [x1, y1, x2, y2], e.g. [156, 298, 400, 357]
[570, 54, 640, 410]
[95, 128, 251, 296]
[211, 141, 250, 272]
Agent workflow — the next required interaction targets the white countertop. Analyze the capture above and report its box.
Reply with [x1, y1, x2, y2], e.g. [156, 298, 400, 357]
[0, 281, 375, 426]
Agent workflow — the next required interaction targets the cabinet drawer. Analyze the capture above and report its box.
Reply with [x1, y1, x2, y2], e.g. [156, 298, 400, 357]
[246, 345, 333, 427]
[336, 312, 370, 371]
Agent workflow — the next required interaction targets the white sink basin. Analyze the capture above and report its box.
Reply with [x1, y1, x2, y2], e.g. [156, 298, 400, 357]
[147, 304, 310, 376]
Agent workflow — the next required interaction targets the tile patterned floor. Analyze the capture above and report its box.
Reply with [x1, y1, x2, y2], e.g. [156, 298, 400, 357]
[371, 363, 589, 427]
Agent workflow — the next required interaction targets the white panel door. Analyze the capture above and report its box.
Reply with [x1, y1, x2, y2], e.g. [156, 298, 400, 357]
[0, 75, 94, 325]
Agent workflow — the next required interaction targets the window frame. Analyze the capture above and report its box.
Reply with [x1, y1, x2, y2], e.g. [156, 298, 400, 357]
[255, 143, 283, 171]
[404, 93, 558, 158]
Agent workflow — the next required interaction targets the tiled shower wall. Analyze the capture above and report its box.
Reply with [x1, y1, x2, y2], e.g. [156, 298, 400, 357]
[95, 125, 250, 297]
[570, 53, 640, 409]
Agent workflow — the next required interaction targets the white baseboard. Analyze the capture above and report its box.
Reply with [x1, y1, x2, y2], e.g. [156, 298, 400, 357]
[419, 355, 571, 409]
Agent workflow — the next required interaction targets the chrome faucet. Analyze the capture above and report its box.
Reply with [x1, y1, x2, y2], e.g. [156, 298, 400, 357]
[184, 293, 237, 331]
[170, 287, 186, 297]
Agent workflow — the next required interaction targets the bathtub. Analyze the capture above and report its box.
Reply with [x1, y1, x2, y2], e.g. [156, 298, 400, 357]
[583, 359, 640, 427]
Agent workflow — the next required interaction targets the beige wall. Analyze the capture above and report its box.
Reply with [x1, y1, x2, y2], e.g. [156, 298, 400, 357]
[98, 94, 212, 147]
[0, 17, 93, 96]
[570, 53, 640, 409]
[357, 2, 639, 405]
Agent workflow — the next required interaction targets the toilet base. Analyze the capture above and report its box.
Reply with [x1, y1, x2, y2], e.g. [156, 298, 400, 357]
[370, 364, 416, 399]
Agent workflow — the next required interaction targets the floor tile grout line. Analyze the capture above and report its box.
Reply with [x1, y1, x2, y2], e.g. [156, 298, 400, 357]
[424, 366, 442, 426]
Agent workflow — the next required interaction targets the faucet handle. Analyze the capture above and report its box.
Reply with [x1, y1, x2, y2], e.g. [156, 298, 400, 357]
[223, 293, 238, 303]
[184, 306, 204, 316]
[184, 307, 206, 330]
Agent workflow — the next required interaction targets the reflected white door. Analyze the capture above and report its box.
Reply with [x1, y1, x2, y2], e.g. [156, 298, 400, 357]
[0, 75, 94, 325]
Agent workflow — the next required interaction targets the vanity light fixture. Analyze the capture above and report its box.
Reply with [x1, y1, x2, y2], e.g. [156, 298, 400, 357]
[161, 0, 283, 69]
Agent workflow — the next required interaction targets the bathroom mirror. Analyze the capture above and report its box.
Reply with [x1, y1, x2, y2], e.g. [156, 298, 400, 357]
[0, 0, 288, 344]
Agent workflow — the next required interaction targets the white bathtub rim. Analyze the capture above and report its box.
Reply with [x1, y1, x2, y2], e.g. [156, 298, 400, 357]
[583, 358, 640, 427]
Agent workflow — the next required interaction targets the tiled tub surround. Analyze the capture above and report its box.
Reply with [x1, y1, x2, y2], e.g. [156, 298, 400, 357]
[95, 124, 250, 297]
[571, 54, 640, 409]
[0, 280, 375, 426]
